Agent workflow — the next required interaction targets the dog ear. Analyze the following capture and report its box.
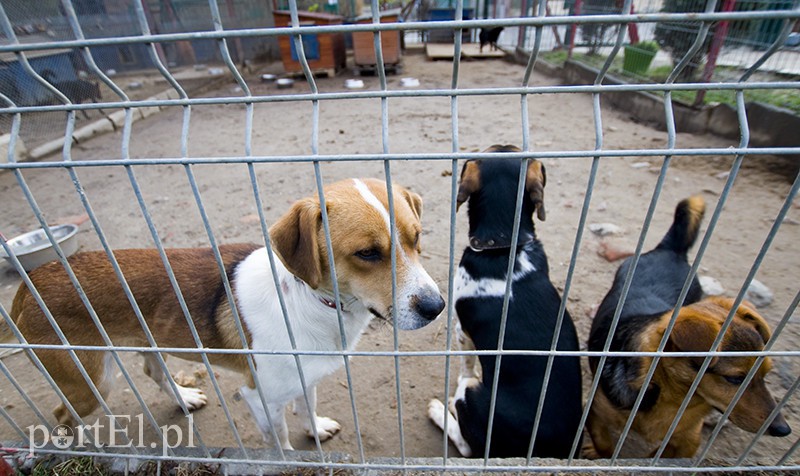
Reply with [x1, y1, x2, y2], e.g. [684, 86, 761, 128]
[401, 188, 423, 222]
[269, 198, 323, 289]
[526, 160, 547, 221]
[709, 297, 772, 345]
[736, 302, 773, 345]
[456, 160, 481, 211]
[669, 311, 721, 366]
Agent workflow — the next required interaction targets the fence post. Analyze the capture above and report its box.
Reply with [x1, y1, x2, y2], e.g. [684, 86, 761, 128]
[567, 0, 583, 58]
[519, 0, 531, 51]
[694, 0, 737, 106]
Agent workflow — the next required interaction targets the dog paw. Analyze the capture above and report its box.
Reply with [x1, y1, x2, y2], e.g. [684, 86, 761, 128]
[582, 442, 601, 460]
[176, 385, 208, 411]
[428, 399, 446, 427]
[306, 416, 341, 441]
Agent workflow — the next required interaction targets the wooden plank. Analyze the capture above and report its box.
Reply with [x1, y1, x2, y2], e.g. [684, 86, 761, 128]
[425, 42, 506, 60]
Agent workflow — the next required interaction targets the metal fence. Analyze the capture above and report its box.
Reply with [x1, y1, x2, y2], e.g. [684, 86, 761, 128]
[1, 0, 800, 473]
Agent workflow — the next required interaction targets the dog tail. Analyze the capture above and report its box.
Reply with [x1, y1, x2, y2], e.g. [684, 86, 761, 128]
[656, 195, 705, 255]
[0, 286, 26, 343]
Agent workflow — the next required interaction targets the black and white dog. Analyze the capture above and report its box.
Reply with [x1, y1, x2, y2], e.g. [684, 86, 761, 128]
[428, 145, 583, 458]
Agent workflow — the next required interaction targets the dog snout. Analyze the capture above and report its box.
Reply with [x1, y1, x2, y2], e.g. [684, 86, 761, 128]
[414, 290, 445, 322]
[768, 413, 792, 437]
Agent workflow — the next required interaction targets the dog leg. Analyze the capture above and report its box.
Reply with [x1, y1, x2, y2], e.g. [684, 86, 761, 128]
[585, 398, 616, 459]
[456, 320, 479, 380]
[428, 398, 473, 457]
[142, 353, 207, 411]
[293, 386, 341, 441]
[659, 422, 703, 459]
[240, 386, 293, 450]
[48, 351, 113, 427]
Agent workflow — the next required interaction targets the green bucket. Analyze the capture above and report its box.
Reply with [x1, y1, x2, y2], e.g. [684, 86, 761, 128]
[623, 45, 657, 76]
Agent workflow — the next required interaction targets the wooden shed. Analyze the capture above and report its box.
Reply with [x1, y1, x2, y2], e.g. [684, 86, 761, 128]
[352, 9, 402, 72]
[273, 10, 346, 76]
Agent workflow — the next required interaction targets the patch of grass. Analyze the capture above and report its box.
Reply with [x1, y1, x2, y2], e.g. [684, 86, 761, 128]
[648, 64, 675, 83]
[664, 88, 800, 114]
[540, 50, 568, 65]
[31, 456, 108, 476]
[134, 460, 222, 476]
[568, 52, 800, 114]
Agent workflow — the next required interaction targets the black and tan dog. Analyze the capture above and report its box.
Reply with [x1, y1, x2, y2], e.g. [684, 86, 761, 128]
[428, 145, 583, 458]
[586, 195, 791, 459]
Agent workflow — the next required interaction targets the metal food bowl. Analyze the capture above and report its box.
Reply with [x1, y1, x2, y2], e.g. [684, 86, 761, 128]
[0, 224, 79, 272]
[276, 78, 294, 89]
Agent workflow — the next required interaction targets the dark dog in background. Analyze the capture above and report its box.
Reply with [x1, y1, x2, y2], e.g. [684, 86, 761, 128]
[42, 69, 102, 119]
[586, 195, 791, 458]
[479, 27, 504, 52]
[428, 145, 583, 458]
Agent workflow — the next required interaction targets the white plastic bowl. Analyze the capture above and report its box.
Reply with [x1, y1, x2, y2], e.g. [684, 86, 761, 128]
[0, 224, 79, 272]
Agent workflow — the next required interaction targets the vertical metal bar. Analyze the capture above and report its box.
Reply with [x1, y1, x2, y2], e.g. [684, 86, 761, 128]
[479, 168, 527, 465]
[206, 0, 290, 457]
[694, 160, 800, 463]
[736, 289, 800, 464]
[41, 0, 175, 448]
[0, 245, 98, 448]
[605, 2, 718, 461]
[0, 401, 29, 443]
[648, 89, 749, 465]
[522, 0, 573, 462]
[0, 359, 51, 429]
[719, 293, 800, 464]
[777, 386, 800, 465]
[563, 0, 632, 462]
[113, 0, 216, 455]
[0, 98, 131, 453]
[370, 0, 408, 465]
[288, 0, 361, 463]
[648, 17, 797, 462]
[440, 0, 465, 465]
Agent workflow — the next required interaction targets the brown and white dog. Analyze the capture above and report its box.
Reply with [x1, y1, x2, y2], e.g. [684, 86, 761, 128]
[3, 178, 445, 450]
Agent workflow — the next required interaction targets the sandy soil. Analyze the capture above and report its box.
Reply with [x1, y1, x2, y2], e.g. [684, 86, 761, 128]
[1, 52, 799, 466]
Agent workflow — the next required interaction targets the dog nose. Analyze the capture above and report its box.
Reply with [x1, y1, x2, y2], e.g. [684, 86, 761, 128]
[768, 413, 791, 437]
[415, 291, 445, 321]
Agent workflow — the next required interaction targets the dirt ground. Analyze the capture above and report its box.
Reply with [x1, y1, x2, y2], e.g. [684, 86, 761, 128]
[1, 51, 799, 467]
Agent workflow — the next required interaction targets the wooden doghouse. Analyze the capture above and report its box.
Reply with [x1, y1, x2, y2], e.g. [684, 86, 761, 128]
[352, 9, 402, 73]
[273, 10, 346, 76]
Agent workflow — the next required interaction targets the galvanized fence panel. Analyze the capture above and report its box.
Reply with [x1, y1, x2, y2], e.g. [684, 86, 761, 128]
[1, 0, 799, 473]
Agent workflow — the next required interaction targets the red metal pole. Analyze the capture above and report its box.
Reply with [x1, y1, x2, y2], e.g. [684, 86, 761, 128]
[567, 0, 582, 59]
[694, 0, 737, 106]
[627, 4, 639, 44]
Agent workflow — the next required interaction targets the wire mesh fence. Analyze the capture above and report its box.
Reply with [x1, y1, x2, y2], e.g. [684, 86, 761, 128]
[1, 0, 799, 474]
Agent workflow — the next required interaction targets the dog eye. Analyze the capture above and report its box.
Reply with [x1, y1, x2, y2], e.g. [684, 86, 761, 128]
[723, 375, 746, 385]
[354, 248, 382, 262]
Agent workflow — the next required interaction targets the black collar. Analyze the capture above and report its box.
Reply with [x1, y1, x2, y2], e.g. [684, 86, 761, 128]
[468, 234, 535, 252]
